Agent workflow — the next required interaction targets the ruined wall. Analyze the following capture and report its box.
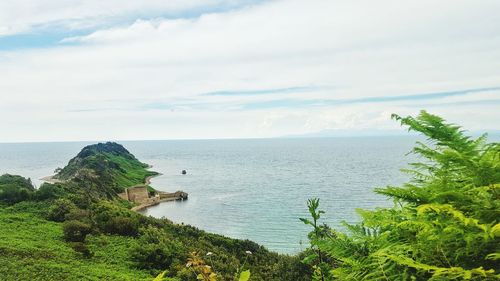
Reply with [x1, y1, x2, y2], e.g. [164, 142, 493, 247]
[117, 192, 128, 201]
[127, 186, 149, 203]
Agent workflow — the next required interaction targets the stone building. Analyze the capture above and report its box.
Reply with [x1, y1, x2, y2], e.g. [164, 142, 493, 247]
[117, 186, 150, 203]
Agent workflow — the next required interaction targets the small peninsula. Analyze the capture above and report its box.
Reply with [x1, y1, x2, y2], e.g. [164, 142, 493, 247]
[44, 142, 188, 211]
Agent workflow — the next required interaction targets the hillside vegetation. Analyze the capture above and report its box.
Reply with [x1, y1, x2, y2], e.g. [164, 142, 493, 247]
[55, 142, 158, 196]
[0, 174, 35, 204]
[0, 142, 309, 280]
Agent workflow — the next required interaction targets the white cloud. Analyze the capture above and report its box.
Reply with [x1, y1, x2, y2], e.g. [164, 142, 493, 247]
[0, 0, 252, 35]
[0, 0, 500, 142]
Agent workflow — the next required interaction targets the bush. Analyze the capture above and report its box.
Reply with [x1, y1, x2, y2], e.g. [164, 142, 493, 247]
[102, 216, 140, 236]
[62, 220, 92, 242]
[0, 174, 34, 190]
[70, 242, 93, 258]
[92, 201, 141, 236]
[0, 185, 32, 205]
[0, 174, 34, 204]
[34, 183, 65, 201]
[64, 208, 90, 223]
[131, 226, 185, 270]
[47, 199, 77, 222]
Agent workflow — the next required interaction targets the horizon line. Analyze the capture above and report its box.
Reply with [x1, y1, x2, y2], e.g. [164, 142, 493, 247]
[1, 129, 499, 145]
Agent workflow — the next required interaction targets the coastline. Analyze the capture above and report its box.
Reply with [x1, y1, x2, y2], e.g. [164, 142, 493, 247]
[41, 167, 186, 213]
[39, 175, 65, 184]
[132, 169, 188, 212]
[131, 196, 180, 212]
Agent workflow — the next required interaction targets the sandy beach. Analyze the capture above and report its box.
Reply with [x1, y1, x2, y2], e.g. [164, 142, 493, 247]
[39, 175, 66, 184]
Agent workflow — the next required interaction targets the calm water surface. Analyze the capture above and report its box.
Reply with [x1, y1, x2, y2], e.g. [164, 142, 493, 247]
[0, 137, 418, 253]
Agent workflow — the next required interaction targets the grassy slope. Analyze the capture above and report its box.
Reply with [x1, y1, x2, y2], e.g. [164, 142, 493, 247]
[0, 203, 152, 281]
[56, 142, 158, 193]
[103, 153, 158, 188]
[0, 200, 308, 281]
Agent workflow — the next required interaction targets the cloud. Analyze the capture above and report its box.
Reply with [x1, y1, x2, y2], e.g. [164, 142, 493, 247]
[0, 0, 263, 36]
[239, 87, 500, 110]
[202, 86, 325, 96]
[0, 0, 500, 142]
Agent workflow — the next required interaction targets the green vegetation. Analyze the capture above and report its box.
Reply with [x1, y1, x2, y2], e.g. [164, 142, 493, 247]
[55, 142, 158, 196]
[1, 111, 497, 280]
[302, 111, 500, 280]
[0, 141, 308, 280]
[0, 199, 307, 280]
[0, 203, 154, 280]
[0, 174, 35, 204]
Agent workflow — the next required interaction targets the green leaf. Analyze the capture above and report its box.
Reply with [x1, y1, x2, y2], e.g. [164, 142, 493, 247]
[299, 218, 312, 225]
[302, 254, 317, 265]
[238, 270, 250, 281]
[153, 270, 166, 281]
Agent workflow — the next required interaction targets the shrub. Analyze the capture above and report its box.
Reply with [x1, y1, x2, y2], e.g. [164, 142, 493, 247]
[131, 226, 185, 270]
[0, 174, 34, 204]
[66, 192, 94, 209]
[92, 201, 141, 236]
[0, 185, 32, 204]
[102, 216, 140, 236]
[70, 242, 93, 258]
[62, 220, 92, 242]
[47, 199, 77, 222]
[0, 174, 34, 190]
[34, 183, 65, 201]
[64, 208, 91, 223]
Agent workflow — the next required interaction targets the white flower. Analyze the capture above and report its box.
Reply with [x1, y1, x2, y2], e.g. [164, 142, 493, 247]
[245, 250, 252, 255]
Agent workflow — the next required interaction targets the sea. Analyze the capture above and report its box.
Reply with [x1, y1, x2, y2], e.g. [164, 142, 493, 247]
[0, 137, 419, 254]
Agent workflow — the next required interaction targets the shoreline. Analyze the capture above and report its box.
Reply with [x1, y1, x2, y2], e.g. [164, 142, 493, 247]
[131, 196, 180, 212]
[39, 175, 65, 184]
[41, 167, 186, 213]
[129, 172, 162, 188]
[133, 168, 188, 212]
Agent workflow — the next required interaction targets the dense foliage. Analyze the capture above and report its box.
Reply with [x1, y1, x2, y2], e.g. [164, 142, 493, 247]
[63, 220, 92, 242]
[0, 174, 35, 204]
[0, 203, 154, 280]
[0, 198, 308, 280]
[302, 111, 500, 280]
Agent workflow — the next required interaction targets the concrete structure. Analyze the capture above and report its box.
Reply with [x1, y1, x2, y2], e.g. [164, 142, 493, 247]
[117, 186, 150, 204]
[158, 190, 188, 200]
[118, 186, 188, 208]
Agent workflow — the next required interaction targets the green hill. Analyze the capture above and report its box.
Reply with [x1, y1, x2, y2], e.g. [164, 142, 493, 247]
[55, 142, 158, 198]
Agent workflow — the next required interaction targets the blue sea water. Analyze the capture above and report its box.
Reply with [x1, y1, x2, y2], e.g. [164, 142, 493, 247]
[0, 137, 418, 254]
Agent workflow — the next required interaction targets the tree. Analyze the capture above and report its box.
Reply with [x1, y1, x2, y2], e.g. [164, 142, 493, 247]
[47, 199, 77, 222]
[0, 174, 34, 204]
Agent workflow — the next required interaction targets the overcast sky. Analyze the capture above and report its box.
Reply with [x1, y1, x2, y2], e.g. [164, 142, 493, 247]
[1, 0, 499, 142]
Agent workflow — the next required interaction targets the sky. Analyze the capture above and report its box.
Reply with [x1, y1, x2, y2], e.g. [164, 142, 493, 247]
[1, 0, 500, 142]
